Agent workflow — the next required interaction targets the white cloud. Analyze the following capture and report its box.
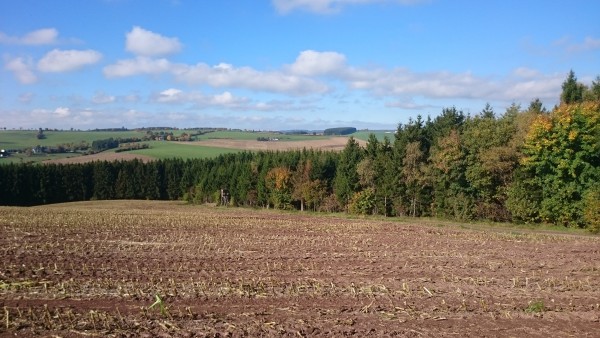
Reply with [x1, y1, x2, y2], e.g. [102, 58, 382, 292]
[289, 50, 346, 76]
[212, 91, 236, 105]
[126, 26, 182, 56]
[152, 88, 250, 108]
[103, 53, 330, 95]
[273, 0, 426, 14]
[385, 99, 436, 110]
[150, 88, 314, 112]
[563, 36, 600, 53]
[92, 91, 116, 104]
[512, 67, 541, 79]
[174, 62, 329, 95]
[104, 49, 563, 105]
[345, 67, 493, 98]
[37, 49, 102, 72]
[22, 28, 59, 45]
[155, 88, 184, 103]
[501, 73, 564, 102]
[337, 64, 562, 102]
[103, 56, 173, 77]
[0, 28, 59, 45]
[54, 107, 71, 118]
[4, 56, 37, 84]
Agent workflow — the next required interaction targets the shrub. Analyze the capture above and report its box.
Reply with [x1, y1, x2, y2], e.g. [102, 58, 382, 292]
[583, 185, 600, 233]
[349, 188, 376, 215]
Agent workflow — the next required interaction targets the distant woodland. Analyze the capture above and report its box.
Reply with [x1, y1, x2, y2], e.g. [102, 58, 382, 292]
[1, 71, 598, 231]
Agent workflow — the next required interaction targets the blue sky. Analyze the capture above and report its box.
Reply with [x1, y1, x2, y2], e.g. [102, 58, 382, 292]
[1, 0, 599, 131]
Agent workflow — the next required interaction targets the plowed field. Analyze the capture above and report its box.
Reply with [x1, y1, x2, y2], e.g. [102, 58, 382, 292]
[1, 201, 599, 337]
[182, 136, 366, 151]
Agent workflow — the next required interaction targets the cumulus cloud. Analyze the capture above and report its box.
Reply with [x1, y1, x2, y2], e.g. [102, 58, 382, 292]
[54, 107, 71, 118]
[173, 62, 329, 95]
[37, 49, 102, 72]
[154, 88, 184, 103]
[501, 73, 564, 102]
[273, 0, 426, 14]
[103, 49, 563, 104]
[126, 26, 182, 56]
[0, 28, 59, 45]
[4, 56, 37, 84]
[103, 49, 330, 95]
[103, 56, 173, 77]
[289, 50, 346, 76]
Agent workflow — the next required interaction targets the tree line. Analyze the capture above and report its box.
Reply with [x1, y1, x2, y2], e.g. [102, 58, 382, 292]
[0, 71, 598, 231]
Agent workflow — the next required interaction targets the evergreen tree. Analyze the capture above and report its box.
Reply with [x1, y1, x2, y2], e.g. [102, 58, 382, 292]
[334, 137, 363, 210]
[561, 70, 584, 104]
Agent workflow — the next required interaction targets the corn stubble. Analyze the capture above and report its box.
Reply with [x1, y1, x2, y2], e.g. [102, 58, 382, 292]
[0, 200, 599, 336]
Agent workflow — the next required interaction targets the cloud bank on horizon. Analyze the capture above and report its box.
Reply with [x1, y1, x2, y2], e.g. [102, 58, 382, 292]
[0, 0, 598, 130]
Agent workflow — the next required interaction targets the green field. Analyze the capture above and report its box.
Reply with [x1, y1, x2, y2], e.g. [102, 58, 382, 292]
[0, 129, 374, 163]
[0, 152, 79, 164]
[0, 129, 329, 160]
[0, 130, 144, 149]
[127, 141, 241, 159]
[0, 129, 327, 149]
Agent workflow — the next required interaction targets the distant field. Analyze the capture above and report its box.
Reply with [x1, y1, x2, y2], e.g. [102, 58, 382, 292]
[1, 130, 377, 164]
[0, 130, 143, 149]
[127, 141, 241, 159]
[194, 130, 329, 141]
[0, 152, 79, 164]
[192, 136, 365, 152]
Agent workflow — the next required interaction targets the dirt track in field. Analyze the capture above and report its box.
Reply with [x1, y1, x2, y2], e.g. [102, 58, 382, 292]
[182, 136, 366, 151]
[1, 201, 599, 337]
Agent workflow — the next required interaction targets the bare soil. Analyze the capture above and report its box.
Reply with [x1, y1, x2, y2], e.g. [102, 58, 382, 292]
[184, 136, 366, 151]
[43, 152, 155, 165]
[1, 201, 599, 337]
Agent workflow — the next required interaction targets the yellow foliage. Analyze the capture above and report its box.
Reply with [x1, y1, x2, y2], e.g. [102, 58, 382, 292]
[266, 167, 292, 190]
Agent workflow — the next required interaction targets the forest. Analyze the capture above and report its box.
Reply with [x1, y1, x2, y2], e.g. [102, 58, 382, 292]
[0, 71, 598, 231]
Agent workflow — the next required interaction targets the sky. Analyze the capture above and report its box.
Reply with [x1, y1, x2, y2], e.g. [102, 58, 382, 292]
[1, 0, 599, 131]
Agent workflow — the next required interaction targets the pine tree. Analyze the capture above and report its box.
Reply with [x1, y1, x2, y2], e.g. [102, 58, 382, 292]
[561, 70, 584, 104]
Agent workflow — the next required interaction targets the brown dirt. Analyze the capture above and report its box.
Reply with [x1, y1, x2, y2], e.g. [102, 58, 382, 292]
[42, 152, 155, 165]
[182, 136, 366, 151]
[1, 201, 599, 337]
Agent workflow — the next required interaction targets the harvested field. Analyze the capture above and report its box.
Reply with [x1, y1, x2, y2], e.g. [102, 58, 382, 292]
[182, 136, 366, 151]
[1, 201, 599, 337]
[42, 152, 155, 165]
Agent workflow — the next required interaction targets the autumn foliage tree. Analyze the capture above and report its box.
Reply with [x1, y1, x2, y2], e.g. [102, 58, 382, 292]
[266, 166, 293, 209]
[508, 101, 600, 227]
